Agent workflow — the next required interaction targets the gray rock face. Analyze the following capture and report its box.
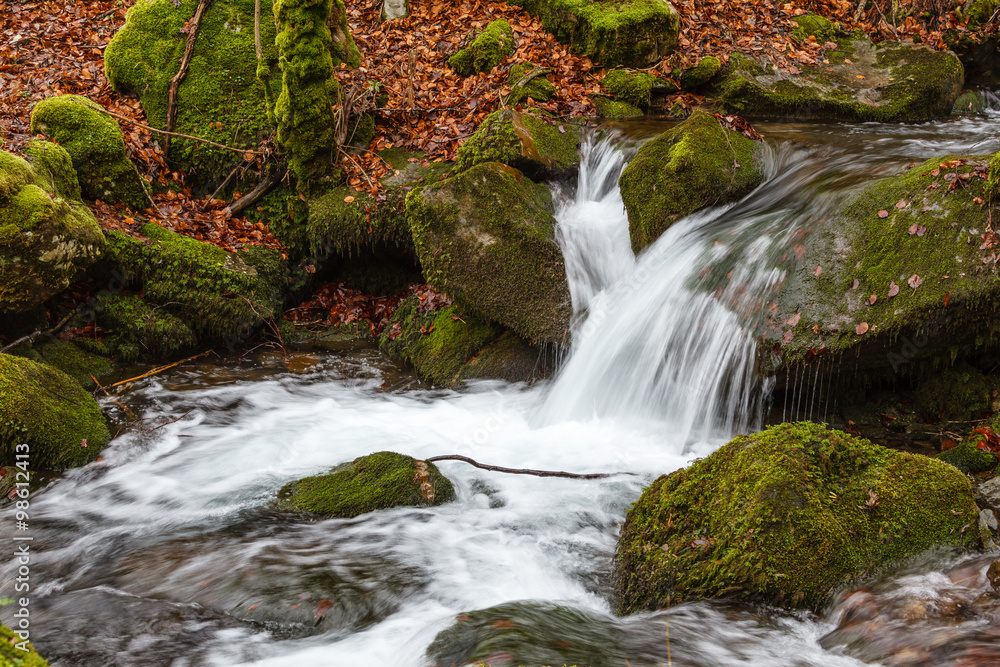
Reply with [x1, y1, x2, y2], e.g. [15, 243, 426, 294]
[976, 477, 1000, 513]
[381, 0, 409, 20]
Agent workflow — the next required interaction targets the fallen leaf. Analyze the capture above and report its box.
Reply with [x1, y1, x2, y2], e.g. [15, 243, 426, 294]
[812, 323, 820, 334]
[908, 274, 923, 290]
[344, 196, 355, 203]
[783, 329, 793, 344]
[888, 282, 899, 297]
[866, 293, 877, 305]
[787, 312, 801, 326]
[895, 200, 907, 209]
[856, 322, 869, 335]
[851, 278, 860, 290]
[813, 265, 822, 277]
[944, 292, 951, 306]
[878, 210, 889, 218]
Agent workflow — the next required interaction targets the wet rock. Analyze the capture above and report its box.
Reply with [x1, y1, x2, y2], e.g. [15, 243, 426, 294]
[449, 19, 515, 76]
[592, 97, 645, 119]
[951, 89, 987, 115]
[619, 110, 767, 252]
[937, 441, 998, 474]
[717, 32, 963, 122]
[979, 508, 998, 536]
[615, 422, 981, 613]
[29, 95, 146, 209]
[680, 56, 721, 90]
[0, 146, 105, 314]
[988, 559, 1000, 591]
[453, 109, 582, 179]
[975, 475, 1000, 512]
[7, 338, 113, 389]
[275, 451, 455, 517]
[0, 353, 109, 470]
[94, 293, 197, 362]
[406, 162, 572, 344]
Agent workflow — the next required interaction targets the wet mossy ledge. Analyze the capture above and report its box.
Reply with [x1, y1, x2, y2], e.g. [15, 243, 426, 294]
[614, 422, 981, 614]
[274, 451, 455, 517]
[619, 110, 767, 253]
[0, 353, 109, 471]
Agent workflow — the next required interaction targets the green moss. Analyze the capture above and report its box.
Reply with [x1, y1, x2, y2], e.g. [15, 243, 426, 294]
[456, 330, 547, 383]
[0, 353, 109, 470]
[937, 441, 998, 473]
[508, 0, 679, 68]
[986, 152, 1000, 203]
[275, 451, 455, 517]
[679, 56, 721, 90]
[614, 422, 981, 613]
[406, 162, 572, 344]
[0, 622, 50, 666]
[103, 223, 286, 340]
[506, 62, 557, 106]
[29, 95, 146, 209]
[591, 96, 644, 118]
[96, 294, 197, 361]
[790, 13, 837, 43]
[603, 69, 657, 108]
[448, 19, 515, 76]
[23, 140, 81, 201]
[964, 0, 1000, 26]
[913, 362, 992, 421]
[454, 109, 581, 176]
[951, 89, 987, 115]
[378, 295, 503, 386]
[619, 110, 766, 252]
[8, 339, 113, 389]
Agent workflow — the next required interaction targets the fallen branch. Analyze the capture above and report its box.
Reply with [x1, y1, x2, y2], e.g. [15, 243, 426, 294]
[143, 409, 193, 433]
[0, 308, 78, 354]
[424, 454, 638, 479]
[105, 350, 212, 389]
[225, 166, 287, 216]
[165, 0, 214, 156]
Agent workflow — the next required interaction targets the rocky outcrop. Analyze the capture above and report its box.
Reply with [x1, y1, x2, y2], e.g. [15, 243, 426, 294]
[406, 162, 572, 344]
[0, 145, 105, 314]
[615, 422, 981, 613]
[274, 451, 454, 517]
[619, 110, 767, 252]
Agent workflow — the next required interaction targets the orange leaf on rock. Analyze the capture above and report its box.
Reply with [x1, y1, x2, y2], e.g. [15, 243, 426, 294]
[856, 322, 869, 335]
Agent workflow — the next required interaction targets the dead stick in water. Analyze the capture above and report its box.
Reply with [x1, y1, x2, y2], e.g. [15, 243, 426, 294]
[105, 350, 212, 389]
[424, 454, 637, 479]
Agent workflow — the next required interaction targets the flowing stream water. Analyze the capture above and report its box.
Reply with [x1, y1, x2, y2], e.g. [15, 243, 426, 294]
[4, 104, 1000, 666]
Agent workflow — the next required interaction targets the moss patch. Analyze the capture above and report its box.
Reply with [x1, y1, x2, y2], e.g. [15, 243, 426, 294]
[790, 13, 837, 43]
[619, 110, 766, 252]
[680, 56, 721, 90]
[614, 422, 981, 613]
[456, 330, 548, 383]
[603, 69, 658, 108]
[0, 622, 50, 667]
[505, 62, 557, 106]
[24, 139, 81, 201]
[275, 451, 455, 517]
[406, 162, 572, 344]
[0, 353, 109, 470]
[937, 441, 997, 474]
[29, 95, 146, 209]
[448, 19, 515, 76]
[592, 96, 644, 118]
[95, 294, 198, 362]
[454, 109, 581, 177]
[8, 338, 113, 389]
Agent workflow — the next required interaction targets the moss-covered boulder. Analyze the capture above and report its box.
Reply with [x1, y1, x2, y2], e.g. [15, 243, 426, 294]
[7, 338, 113, 389]
[717, 34, 964, 122]
[29, 95, 146, 209]
[0, 622, 50, 667]
[619, 110, 767, 252]
[103, 223, 286, 341]
[95, 294, 198, 362]
[680, 55, 721, 89]
[506, 62, 557, 106]
[789, 12, 837, 44]
[449, 19, 515, 76]
[592, 96, 644, 118]
[602, 69, 658, 108]
[454, 109, 582, 178]
[614, 422, 981, 613]
[406, 162, 572, 344]
[0, 354, 109, 470]
[763, 154, 1000, 372]
[937, 441, 998, 474]
[275, 451, 455, 517]
[951, 89, 987, 115]
[0, 148, 105, 314]
[509, 0, 679, 68]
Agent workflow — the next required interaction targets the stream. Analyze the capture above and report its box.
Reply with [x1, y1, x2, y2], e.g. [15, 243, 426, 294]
[4, 101, 1000, 666]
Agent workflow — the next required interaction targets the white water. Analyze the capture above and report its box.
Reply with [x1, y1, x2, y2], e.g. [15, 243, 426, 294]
[7, 112, 1000, 666]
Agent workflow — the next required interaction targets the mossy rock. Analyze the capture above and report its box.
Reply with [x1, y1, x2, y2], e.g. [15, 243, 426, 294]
[0, 148, 105, 314]
[614, 422, 981, 613]
[937, 441, 998, 474]
[717, 36, 964, 122]
[602, 69, 658, 108]
[0, 354, 109, 470]
[454, 109, 582, 178]
[680, 55, 721, 90]
[7, 338, 113, 389]
[275, 451, 455, 517]
[508, 0, 680, 68]
[95, 293, 198, 362]
[506, 62, 558, 106]
[963, 0, 1000, 26]
[790, 13, 837, 44]
[763, 154, 1000, 372]
[23, 139, 81, 201]
[592, 96, 644, 118]
[448, 19, 516, 76]
[913, 362, 993, 421]
[619, 109, 767, 253]
[29, 95, 146, 209]
[456, 330, 550, 384]
[951, 89, 987, 115]
[0, 622, 50, 667]
[103, 223, 287, 342]
[406, 162, 572, 344]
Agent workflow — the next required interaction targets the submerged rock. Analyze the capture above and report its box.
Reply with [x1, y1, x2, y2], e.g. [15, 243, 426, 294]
[0, 353, 109, 470]
[275, 451, 455, 517]
[508, 0, 679, 67]
[619, 110, 767, 253]
[29, 95, 146, 209]
[449, 19, 515, 76]
[615, 422, 981, 613]
[406, 162, 572, 344]
[0, 146, 105, 314]
[717, 32, 964, 122]
[454, 109, 582, 178]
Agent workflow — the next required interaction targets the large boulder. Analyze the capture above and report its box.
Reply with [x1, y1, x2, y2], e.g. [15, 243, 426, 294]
[0, 146, 105, 314]
[764, 154, 998, 375]
[29, 95, 146, 209]
[0, 354, 110, 470]
[406, 162, 572, 344]
[619, 110, 767, 253]
[274, 451, 455, 517]
[453, 109, 582, 178]
[717, 32, 964, 122]
[615, 422, 981, 613]
[508, 0, 679, 68]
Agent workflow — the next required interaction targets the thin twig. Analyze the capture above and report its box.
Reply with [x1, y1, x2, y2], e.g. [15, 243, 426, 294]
[105, 350, 212, 389]
[424, 454, 637, 479]
[143, 409, 193, 433]
[165, 0, 214, 155]
[0, 308, 79, 353]
[90, 372, 137, 419]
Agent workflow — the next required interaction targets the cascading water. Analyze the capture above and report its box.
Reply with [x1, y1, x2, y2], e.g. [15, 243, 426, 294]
[5, 111, 1000, 667]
